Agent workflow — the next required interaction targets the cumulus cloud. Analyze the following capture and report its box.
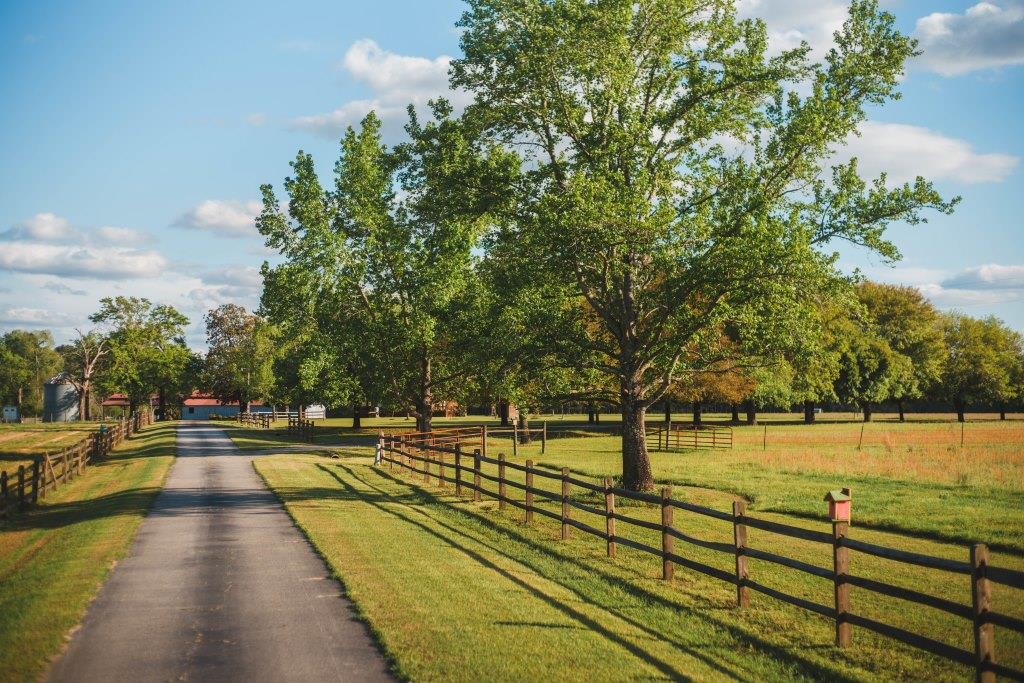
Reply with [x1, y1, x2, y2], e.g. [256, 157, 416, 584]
[865, 263, 1024, 309]
[0, 242, 166, 279]
[914, 2, 1024, 76]
[198, 264, 263, 288]
[0, 212, 76, 242]
[736, 0, 850, 57]
[839, 121, 1018, 185]
[174, 199, 262, 237]
[0, 307, 77, 326]
[292, 39, 470, 140]
[245, 112, 267, 126]
[43, 281, 87, 296]
[942, 264, 1024, 290]
[95, 225, 150, 245]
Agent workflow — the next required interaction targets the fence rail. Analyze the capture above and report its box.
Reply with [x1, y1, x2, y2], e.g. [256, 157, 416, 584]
[287, 417, 315, 443]
[379, 429, 1024, 682]
[237, 412, 271, 429]
[648, 422, 733, 451]
[1, 411, 152, 519]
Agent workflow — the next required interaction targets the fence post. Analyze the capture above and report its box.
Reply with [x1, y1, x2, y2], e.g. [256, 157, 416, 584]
[498, 454, 506, 510]
[423, 449, 431, 484]
[832, 518, 851, 647]
[481, 426, 488, 460]
[542, 421, 547, 454]
[605, 477, 616, 557]
[1, 471, 8, 517]
[662, 486, 674, 581]
[18, 465, 26, 511]
[473, 449, 482, 502]
[525, 459, 534, 523]
[455, 445, 462, 496]
[438, 450, 445, 487]
[32, 457, 41, 504]
[561, 467, 570, 540]
[733, 500, 749, 607]
[971, 543, 996, 682]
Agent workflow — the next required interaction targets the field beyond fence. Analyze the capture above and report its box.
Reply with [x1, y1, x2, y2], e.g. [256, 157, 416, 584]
[379, 427, 1024, 681]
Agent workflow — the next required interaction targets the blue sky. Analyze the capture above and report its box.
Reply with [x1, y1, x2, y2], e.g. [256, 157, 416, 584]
[1, 0, 1022, 348]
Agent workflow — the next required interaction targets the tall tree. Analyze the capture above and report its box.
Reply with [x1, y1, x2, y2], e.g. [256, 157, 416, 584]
[0, 330, 63, 416]
[57, 329, 109, 421]
[857, 281, 945, 421]
[203, 304, 277, 412]
[937, 313, 1022, 422]
[453, 0, 956, 488]
[91, 296, 191, 415]
[258, 103, 517, 431]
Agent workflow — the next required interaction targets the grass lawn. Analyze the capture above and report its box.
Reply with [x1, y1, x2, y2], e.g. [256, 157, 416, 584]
[0, 422, 105, 475]
[0, 421, 176, 682]
[257, 449, 1024, 681]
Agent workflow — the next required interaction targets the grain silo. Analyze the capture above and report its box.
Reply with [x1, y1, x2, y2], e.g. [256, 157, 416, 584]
[43, 373, 80, 422]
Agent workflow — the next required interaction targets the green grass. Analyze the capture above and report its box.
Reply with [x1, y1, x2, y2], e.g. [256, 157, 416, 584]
[257, 449, 1024, 681]
[0, 421, 176, 682]
[0, 422, 105, 474]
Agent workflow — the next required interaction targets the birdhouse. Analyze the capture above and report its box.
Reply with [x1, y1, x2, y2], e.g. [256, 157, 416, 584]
[824, 489, 852, 522]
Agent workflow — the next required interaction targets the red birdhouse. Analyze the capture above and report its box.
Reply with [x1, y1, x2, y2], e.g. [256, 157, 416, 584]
[824, 489, 852, 522]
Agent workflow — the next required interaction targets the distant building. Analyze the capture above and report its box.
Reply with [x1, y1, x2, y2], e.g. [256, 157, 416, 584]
[180, 392, 268, 420]
[101, 393, 159, 418]
[43, 373, 79, 422]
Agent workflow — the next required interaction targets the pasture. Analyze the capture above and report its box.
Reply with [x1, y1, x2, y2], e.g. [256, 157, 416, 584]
[0, 422, 104, 475]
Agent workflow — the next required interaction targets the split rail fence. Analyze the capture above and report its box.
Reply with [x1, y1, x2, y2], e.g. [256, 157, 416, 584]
[379, 428, 1023, 682]
[238, 412, 272, 429]
[1, 411, 152, 519]
[287, 417, 315, 443]
[648, 422, 733, 451]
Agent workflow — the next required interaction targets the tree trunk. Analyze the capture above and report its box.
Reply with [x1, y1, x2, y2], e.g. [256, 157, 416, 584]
[1000, 404, 1006, 421]
[955, 399, 965, 423]
[897, 399, 905, 423]
[416, 352, 432, 433]
[862, 404, 872, 422]
[804, 400, 815, 424]
[158, 387, 166, 421]
[692, 401, 702, 426]
[352, 403, 362, 430]
[664, 400, 671, 424]
[82, 380, 92, 421]
[499, 400, 510, 427]
[240, 400, 249, 414]
[518, 411, 531, 444]
[744, 400, 756, 425]
[731, 403, 740, 423]
[621, 399, 653, 491]
[77, 388, 87, 423]
[588, 404, 595, 423]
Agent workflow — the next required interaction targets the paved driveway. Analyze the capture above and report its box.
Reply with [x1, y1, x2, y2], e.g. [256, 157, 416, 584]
[48, 422, 392, 682]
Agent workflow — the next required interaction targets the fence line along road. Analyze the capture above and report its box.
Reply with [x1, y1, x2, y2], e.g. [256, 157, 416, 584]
[647, 422, 733, 451]
[378, 429, 1023, 683]
[1, 411, 152, 520]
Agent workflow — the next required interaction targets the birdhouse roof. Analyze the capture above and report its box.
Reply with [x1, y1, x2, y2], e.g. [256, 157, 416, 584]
[824, 490, 851, 502]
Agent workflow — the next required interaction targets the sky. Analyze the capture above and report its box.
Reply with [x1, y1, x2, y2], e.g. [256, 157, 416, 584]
[0, 0, 1022, 349]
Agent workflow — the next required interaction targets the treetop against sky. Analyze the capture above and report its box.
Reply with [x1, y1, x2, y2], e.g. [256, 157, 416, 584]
[0, 0, 1022, 349]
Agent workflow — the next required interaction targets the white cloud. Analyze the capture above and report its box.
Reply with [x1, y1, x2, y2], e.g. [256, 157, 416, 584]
[95, 225, 150, 245]
[246, 112, 267, 126]
[914, 2, 1024, 76]
[174, 199, 262, 237]
[0, 307, 77, 326]
[42, 281, 87, 296]
[864, 263, 1024, 309]
[198, 265, 262, 288]
[0, 212, 76, 241]
[0, 242, 166, 279]
[736, 0, 850, 57]
[942, 264, 1024, 290]
[840, 121, 1018, 185]
[292, 39, 470, 140]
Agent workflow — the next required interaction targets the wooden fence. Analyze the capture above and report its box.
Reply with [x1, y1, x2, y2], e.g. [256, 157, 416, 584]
[238, 412, 271, 429]
[379, 430, 1024, 682]
[648, 422, 733, 451]
[287, 417, 315, 443]
[1, 411, 152, 520]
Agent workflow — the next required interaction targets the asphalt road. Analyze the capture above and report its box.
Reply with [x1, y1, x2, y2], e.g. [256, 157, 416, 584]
[48, 422, 393, 682]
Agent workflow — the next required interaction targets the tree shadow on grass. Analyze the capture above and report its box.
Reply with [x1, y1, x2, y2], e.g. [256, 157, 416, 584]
[311, 461, 864, 682]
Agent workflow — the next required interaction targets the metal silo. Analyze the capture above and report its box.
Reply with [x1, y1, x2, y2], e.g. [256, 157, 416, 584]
[43, 373, 80, 422]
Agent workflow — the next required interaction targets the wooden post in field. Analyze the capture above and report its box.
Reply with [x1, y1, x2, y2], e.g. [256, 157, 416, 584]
[18, 465, 26, 511]
[438, 450, 445, 487]
[498, 454, 506, 510]
[62, 450, 69, 484]
[971, 543, 996, 682]
[525, 460, 534, 523]
[512, 423, 519, 458]
[473, 449, 482, 502]
[31, 457, 41, 503]
[561, 468, 570, 540]
[832, 518, 851, 647]
[454, 445, 462, 496]
[733, 500, 749, 607]
[661, 486, 674, 580]
[542, 421, 547, 454]
[605, 477, 616, 557]
[763, 424, 767, 451]
[962, 421, 966, 448]
[1, 471, 8, 517]
[423, 450, 431, 484]
[481, 426, 488, 460]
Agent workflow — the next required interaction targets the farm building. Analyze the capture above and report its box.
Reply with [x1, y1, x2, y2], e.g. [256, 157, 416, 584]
[101, 393, 160, 418]
[43, 373, 79, 422]
[180, 393, 269, 420]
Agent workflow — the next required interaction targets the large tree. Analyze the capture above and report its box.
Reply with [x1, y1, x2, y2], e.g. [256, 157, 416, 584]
[203, 304, 277, 412]
[57, 329, 109, 421]
[453, 0, 956, 488]
[937, 313, 1023, 422]
[0, 330, 63, 416]
[91, 296, 191, 415]
[258, 104, 516, 432]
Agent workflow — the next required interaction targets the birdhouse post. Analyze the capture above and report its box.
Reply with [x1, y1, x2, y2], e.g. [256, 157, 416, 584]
[824, 488, 852, 522]
[825, 487, 852, 647]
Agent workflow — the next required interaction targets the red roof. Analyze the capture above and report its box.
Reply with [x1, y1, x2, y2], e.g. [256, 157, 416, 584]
[182, 392, 263, 407]
[102, 393, 159, 407]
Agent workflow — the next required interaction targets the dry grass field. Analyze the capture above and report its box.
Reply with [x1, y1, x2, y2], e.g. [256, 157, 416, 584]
[0, 422, 103, 475]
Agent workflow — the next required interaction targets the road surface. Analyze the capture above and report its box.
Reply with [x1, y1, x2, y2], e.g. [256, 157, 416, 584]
[48, 422, 392, 682]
